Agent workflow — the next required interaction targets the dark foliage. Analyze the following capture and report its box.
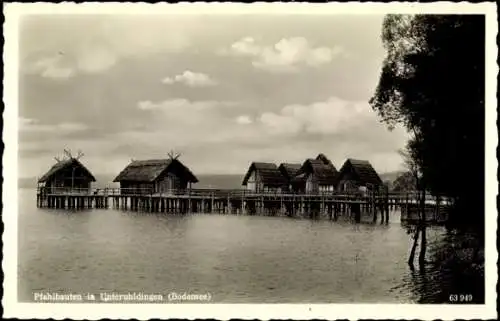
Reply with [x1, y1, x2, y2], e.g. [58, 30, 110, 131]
[392, 171, 417, 192]
[370, 14, 485, 230]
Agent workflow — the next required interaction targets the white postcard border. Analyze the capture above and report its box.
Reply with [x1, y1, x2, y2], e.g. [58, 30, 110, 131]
[2, 2, 498, 320]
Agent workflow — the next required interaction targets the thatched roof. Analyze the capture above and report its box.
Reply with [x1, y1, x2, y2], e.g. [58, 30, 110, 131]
[278, 163, 301, 181]
[38, 158, 96, 183]
[316, 153, 336, 169]
[113, 159, 198, 183]
[338, 158, 382, 186]
[242, 162, 287, 186]
[293, 158, 338, 185]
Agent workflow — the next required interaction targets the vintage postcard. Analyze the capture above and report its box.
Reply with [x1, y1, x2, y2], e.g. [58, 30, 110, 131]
[2, 2, 498, 320]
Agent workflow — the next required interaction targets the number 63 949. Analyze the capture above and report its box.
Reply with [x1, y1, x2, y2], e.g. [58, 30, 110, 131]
[449, 294, 473, 302]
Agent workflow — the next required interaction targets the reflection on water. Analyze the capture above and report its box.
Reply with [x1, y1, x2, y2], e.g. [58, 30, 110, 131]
[17, 189, 483, 303]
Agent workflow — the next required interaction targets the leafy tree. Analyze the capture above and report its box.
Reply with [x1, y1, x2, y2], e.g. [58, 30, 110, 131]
[392, 171, 417, 193]
[370, 14, 485, 229]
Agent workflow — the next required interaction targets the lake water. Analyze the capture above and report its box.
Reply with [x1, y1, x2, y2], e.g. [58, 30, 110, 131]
[17, 189, 483, 303]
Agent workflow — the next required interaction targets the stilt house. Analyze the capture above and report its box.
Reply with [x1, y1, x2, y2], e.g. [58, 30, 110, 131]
[113, 158, 198, 195]
[37, 157, 96, 194]
[242, 162, 287, 193]
[292, 154, 338, 194]
[336, 158, 382, 193]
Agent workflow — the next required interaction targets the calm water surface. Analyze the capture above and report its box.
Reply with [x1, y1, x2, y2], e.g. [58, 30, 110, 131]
[18, 189, 481, 303]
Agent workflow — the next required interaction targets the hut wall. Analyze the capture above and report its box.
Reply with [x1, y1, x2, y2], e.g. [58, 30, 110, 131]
[255, 171, 263, 192]
[155, 172, 187, 193]
[262, 185, 282, 193]
[45, 165, 92, 193]
[245, 170, 284, 193]
[338, 180, 360, 192]
[305, 174, 318, 193]
[246, 170, 262, 192]
[337, 165, 359, 192]
[318, 184, 335, 193]
[120, 181, 154, 195]
[305, 175, 334, 194]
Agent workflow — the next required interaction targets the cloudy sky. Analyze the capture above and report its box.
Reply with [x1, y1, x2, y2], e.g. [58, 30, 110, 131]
[18, 14, 409, 179]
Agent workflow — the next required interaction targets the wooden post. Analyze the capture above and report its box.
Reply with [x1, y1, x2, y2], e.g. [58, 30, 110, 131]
[408, 225, 421, 267]
[353, 203, 361, 223]
[371, 190, 377, 223]
[418, 188, 427, 266]
[385, 187, 390, 224]
[436, 194, 441, 221]
[405, 193, 409, 218]
[321, 196, 325, 218]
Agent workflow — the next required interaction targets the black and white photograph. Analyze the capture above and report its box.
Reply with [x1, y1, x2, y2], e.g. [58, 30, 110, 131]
[2, 2, 497, 320]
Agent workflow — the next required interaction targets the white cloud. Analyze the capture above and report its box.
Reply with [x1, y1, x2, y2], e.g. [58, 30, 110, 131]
[137, 99, 225, 111]
[259, 112, 302, 135]
[229, 37, 261, 56]
[131, 98, 242, 147]
[222, 37, 345, 72]
[235, 115, 253, 125]
[41, 65, 75, 79]
[19, 117, 39, 126]
[57, 122, 88, 131]
[25, 49, 117, 79]
[19, 117, 88, 132]
[258, 97, 379, 135]
[26, 55, 75, 79]
[162, 70, 218, 87]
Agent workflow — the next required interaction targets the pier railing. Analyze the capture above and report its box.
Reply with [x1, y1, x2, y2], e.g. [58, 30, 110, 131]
[36, 186, 451, 204]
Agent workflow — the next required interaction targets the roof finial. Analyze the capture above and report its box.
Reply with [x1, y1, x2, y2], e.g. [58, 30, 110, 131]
[63, 148, 73, 159]
[76, 149, 84, 160]
[167, 149, 181, 160]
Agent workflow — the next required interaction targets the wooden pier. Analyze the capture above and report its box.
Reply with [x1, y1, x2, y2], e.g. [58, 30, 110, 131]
[400, 203, 450, 224]
[36, 187, 451, 223]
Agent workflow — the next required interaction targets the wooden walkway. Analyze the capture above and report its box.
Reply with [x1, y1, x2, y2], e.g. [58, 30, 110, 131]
[36, 187, 451, 223]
